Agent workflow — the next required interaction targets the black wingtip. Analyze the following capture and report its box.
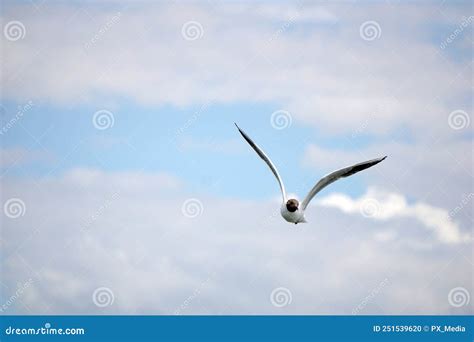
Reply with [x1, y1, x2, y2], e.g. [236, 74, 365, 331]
[234, 122, 245, 135]
[375, 156, 387, 164]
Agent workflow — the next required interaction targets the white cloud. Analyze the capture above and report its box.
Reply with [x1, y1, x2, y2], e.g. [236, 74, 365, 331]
[0, 147, 54, 169]
[0, 1, 472, 316]
[1, 169, 472, 314]
[61, 168, 181, 191]
[302, 141, 473, 221]
[317, 187, 471, 244]
[1, 3, 471, 135]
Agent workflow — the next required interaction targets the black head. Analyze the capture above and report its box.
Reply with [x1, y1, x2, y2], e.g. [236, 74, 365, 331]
[286, 199, 299, 212]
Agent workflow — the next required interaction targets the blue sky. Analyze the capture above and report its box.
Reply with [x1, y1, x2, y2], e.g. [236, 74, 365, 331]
[1, 1, 472, 315]
[1, 98, 381, 199]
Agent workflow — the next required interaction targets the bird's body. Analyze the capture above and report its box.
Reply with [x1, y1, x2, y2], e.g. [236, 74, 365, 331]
[280, 204, 306, 224]
[235, 123, 387, 224]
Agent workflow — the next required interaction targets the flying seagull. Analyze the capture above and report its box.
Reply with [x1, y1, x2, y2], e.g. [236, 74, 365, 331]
[235, 123, 386, 224]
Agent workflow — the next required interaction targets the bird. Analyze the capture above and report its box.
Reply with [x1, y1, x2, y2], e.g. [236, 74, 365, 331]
[235, 123, 387, 224]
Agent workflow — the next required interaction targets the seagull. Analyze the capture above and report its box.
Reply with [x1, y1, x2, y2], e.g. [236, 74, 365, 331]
[235, 123, 386, 224]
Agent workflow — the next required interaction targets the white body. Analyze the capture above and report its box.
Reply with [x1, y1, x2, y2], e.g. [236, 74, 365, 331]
[280, 205, 307, 224]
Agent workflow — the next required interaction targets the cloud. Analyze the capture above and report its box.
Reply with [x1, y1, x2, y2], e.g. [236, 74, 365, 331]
[60, 168, 181, 191]
[0, 147, 54, 169]
[1, 169, 472, 315]
[1, 3, 471, 136]
[302, 141, 473, 221]
[317, 187, 471, 244]
[0, 1, 472, 317]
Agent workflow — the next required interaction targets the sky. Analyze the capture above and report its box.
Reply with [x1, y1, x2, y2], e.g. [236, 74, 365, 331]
[0, 1, 473, 315]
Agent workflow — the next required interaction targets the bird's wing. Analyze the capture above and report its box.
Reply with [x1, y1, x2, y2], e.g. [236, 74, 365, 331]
[301, 156, 387, 211]
[235, 123, 287, 202]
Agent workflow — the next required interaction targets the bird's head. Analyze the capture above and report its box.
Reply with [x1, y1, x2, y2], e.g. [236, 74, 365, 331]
[286, 199, 299, 212]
